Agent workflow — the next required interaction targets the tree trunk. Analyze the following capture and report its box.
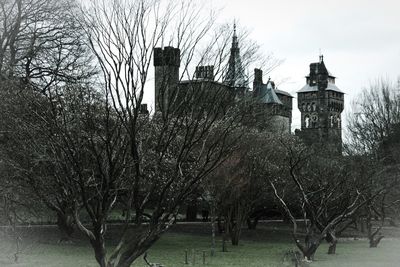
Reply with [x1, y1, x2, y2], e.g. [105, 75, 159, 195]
[326, 231, 338, 255]
[328, 241, 337, 254]
[227, 215, 241, 246]
[368, 225, 384, 248]
[186, 203, 198, 222]
[246, 217, 259, 230]
[369, 235, 384, 248]
[302, 233, 320, 261]
[217, 217, 224, 234]
[302, 247, 317, 262]
[230, 225, 240, 246]
[222, 234, 228, 252]
[388, 218, 397, 227]
[360, 218, 365, 233]
[104, 227, 162, 267]
[366, 207, 384, 248]
[226, 202, 246, 246]
[90, 237, 107, 267]
[56, 211, 74, 242]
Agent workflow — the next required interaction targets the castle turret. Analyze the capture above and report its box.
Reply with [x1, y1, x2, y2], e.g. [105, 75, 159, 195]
[154, 46, 180, 113]
[297, 55, 344, 153]
[252, 68, 293, 133]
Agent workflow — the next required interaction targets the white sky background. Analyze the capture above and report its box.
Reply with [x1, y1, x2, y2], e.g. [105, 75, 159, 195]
[212, 0, 400, 134]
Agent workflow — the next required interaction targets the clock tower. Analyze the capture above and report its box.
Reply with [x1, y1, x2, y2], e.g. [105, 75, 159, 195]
[297, 56, 344, 153]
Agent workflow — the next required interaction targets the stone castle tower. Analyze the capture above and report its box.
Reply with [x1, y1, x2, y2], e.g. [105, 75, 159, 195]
[296, 56, 344, 152]
[154, 46, 180, 113]
[252, 69, 293, 133]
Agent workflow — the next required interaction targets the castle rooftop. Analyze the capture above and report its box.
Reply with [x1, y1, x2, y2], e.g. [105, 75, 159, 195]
[257, 81, 283, 105]
[298, 83, 344, 93]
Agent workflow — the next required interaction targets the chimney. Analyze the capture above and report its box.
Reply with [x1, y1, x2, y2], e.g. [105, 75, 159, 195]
[195, 65, 214, 80]
[253, 68, 263, 96]
[139, 104, 149, 115]
[254, 68, 263, 84]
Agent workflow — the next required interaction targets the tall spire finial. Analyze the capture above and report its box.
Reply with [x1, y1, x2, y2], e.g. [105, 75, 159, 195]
[231, 20, 238, 49]
[224, 20, 248, 89]
[319, 48, 324, 63]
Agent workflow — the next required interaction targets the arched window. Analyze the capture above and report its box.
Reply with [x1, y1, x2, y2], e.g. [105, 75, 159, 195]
[312, 102, 316, 111]
[312, 115, 318, 128]
[329, 115, 334, 128]
[305, 116, 310, 128]
[307, 103, 311, 111]
[302, 103, 306, 111]
[337, 116, 341, 128]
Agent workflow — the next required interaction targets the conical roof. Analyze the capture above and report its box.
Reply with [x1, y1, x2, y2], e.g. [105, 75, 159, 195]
[256, 80, 282, 105]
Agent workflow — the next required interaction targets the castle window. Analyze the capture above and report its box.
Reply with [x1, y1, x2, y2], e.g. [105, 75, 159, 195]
[312, 115, 318, 128]
[329, 115, 334, 128]
[305, 116, 310, 128]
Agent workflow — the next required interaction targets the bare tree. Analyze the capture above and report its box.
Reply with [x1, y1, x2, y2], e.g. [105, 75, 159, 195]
[267, 136, 381, 260]
[47, 0, 250, 266]
[347, 78, 400, 154]
[0, 0, 96, 241]
[0, 0, 94, 87]
[210, 129, 280, 246]
[346, 78, 400, 248]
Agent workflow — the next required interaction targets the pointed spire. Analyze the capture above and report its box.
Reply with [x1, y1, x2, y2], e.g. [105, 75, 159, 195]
[224, 22, 248, 89]
[232, 20, 238, 49]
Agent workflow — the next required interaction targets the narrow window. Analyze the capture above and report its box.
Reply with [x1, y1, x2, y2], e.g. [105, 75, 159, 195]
[305, 116, 310, 128]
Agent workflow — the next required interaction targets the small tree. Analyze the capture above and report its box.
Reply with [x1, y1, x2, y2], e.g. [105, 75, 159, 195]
[211, 129, 281, 246]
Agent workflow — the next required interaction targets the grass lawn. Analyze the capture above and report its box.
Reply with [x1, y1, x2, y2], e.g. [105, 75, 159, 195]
[1, 223, 400, 267]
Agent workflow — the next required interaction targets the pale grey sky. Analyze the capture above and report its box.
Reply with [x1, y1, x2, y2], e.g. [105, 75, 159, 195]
[215, 0, 400, 131]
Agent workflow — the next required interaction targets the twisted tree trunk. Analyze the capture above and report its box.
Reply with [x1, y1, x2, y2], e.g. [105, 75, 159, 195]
[326, 231, 338, 255]
[56, 211, 74, 242]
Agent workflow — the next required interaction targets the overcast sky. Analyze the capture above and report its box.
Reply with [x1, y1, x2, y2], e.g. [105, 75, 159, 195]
[214, 0, 400, 131]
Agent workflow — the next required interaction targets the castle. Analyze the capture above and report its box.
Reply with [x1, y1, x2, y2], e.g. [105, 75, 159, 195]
[153, 25, 344, 151]
[296, 56, 344, 153]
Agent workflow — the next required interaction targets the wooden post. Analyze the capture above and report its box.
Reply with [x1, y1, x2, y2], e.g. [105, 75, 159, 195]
[185, 250, 188, 264]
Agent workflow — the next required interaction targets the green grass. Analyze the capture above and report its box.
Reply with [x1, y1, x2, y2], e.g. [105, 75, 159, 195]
[1, 223, 400, 267]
